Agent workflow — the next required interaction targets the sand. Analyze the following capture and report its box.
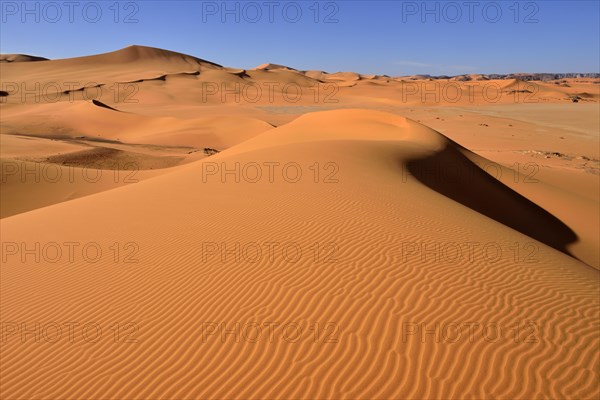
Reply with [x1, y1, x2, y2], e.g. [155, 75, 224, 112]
[1, 45, 598, 399]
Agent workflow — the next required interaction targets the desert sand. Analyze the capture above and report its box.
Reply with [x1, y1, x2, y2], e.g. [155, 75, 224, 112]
[1, 46, 599, 399]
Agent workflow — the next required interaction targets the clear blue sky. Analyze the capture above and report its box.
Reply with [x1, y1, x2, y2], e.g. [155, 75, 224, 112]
[1, 0, 598, 75]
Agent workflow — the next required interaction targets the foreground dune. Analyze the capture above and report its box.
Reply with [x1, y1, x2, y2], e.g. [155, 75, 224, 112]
[1, 110, 598, 399]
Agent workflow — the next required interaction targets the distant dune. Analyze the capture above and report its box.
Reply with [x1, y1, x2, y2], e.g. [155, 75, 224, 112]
[0, 54, 49, 62]
[253, 63, 296, 71]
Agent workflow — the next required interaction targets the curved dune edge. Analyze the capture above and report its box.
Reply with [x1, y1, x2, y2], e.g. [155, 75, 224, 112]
[1, 109, 598, 399]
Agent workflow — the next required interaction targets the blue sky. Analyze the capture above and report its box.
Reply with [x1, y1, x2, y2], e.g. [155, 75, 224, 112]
[1, 0, 598, 75]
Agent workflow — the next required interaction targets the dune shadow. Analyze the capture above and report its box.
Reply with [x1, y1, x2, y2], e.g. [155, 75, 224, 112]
[405, 144, 578, 258]
[91, 99, 121, 111]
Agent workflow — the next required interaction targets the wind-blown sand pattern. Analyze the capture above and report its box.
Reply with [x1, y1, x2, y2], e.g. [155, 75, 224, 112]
[1, 46, 599, 399]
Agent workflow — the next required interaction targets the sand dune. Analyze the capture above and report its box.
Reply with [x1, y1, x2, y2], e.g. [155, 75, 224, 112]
[324, 71, 362, 82]
[2, 46, 596, 113]
[1, 46, 599, 399]
[0, 54, 49, 63]
[1, 100, 272, 148]
[0, 45, 222, 89]
[253, 63, 296, 71]
[1, 109, 599, 399]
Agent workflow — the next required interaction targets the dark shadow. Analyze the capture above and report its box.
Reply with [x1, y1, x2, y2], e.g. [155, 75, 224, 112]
[405, 144, 579, 257]
[91, 99, 121, 112]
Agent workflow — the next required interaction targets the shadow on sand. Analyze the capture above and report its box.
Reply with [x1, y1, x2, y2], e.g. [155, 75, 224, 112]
[405, 144, 579, 259]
